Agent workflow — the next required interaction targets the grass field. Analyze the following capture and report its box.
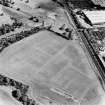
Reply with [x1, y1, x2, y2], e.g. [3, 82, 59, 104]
[0, 0, 104, 105]
[0, 30, 102, 104]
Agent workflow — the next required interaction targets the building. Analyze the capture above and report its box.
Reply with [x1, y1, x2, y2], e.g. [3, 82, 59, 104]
[83, 10, 105, 25]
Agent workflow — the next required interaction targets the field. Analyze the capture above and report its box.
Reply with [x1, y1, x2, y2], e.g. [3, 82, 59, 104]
[0, 30, 103, 105]
[0, 0, 104, 105]
[92, 0, 105, 7]
[0, 5, 13, 26]
[68, 0, 95, 9]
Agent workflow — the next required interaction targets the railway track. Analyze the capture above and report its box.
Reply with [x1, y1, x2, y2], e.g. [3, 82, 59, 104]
[80, 30, 105, 91]
[62, 0, 105, 90]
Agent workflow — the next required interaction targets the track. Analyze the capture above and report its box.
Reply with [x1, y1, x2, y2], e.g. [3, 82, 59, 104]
[80, 30, 105, 91]
[62, 0, 105, 90]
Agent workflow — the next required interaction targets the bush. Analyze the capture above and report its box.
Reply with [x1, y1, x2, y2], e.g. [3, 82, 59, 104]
[0, 19, 23, 36]
[0, 26, 44, 52]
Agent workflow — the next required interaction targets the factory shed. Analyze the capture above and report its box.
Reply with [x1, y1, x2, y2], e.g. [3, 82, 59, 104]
[83, 10, 105, 25]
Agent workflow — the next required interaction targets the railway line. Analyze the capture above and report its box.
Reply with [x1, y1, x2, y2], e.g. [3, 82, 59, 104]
[80, 30, 105, 90]
[62, 0, 105, 90]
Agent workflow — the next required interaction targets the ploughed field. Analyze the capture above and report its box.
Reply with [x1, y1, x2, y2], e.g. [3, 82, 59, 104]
[68, 0, 95, 9]
[0, 30, 103, 105]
